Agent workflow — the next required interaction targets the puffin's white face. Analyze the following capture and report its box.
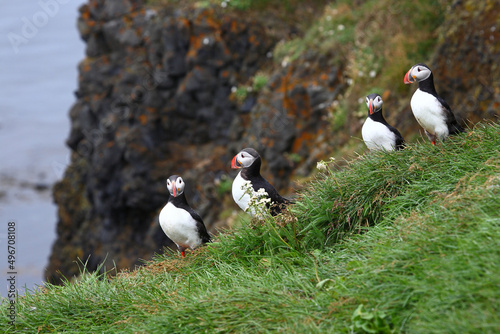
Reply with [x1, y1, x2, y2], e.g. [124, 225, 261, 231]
[404, 64, 431, 84]
[366, 94, 383, 115]
[231, 150, 258, 169]
[166, 176, 185, 197]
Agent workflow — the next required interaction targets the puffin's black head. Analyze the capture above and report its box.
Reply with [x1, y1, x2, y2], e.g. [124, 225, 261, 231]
[166, 175, 185, 197]
[231, 148, 260, 169]
[365, 93, 383, 115]
[404, 63, 432, 84]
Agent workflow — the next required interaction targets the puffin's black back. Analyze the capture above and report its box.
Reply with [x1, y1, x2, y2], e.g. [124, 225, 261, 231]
[440, 97, 465, 135]
[169, 194, 211, 244]
[240, 152, 293, 215]
[368, 106, 405, 151]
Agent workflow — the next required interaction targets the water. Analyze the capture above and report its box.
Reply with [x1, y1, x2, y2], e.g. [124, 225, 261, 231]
[0, 0, 85, 297]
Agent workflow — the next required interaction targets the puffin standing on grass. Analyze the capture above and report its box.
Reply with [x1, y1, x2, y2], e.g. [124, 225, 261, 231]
[362, 93, 405, 151]
[231, 148, 292, 216]
[159, 175, 211, 257]
[404, 63, 465, 145]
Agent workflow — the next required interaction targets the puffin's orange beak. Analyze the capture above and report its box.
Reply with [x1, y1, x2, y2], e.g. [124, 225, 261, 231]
[231, 155, 241, 169]
[404, 69, 414, 84]
[369, 99, 374, 115]
[172, 185, 177, 197]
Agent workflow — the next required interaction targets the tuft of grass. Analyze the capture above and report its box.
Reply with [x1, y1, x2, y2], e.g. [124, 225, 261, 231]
[292, 122, 498, 249]
[252, 73, 269, 92]
[231, 72, 270, 103]
[2, 122, 499, 333]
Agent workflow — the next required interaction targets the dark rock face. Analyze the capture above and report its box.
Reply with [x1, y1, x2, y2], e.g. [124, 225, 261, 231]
[431, 0, 500, 123]
[235, 58, 345, 190]
[48, 0, 275, 282]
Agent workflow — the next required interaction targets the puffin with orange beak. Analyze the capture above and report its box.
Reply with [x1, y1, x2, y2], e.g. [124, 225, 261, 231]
[404, 63, 464, 145]
[231, 148, 292, 216]
[159, 175, 211, 257]
[361, 93, 405, 151]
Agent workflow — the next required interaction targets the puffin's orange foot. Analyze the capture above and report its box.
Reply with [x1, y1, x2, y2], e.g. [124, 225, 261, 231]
[181, 251, 185, 257]
[431, 140, 436, 146]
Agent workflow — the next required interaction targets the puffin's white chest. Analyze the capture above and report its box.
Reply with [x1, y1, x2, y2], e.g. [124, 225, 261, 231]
[362, 117, 397, 151]
[159, 202, 202, 249]
[410, 89, 449, 139]
[232, 171, 252, 212]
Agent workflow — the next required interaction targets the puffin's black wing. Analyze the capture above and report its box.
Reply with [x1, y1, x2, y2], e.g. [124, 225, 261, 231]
[373, 114, 405, 151]
[388, 125, 406, 150]
[251, 176, 294, 215]
[197, 223, 212, 244]
[173, 196, 211, 244]
[186, 208, 211, 244]
[437, 96, 465, 135]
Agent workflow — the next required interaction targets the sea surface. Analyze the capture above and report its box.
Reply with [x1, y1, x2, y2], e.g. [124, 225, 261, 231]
[0, 0, 85, 297]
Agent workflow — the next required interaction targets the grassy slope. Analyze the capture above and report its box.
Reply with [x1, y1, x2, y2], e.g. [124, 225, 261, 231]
[2, 122, 499, 333]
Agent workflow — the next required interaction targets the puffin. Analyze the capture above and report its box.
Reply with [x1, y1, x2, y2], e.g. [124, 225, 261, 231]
[362, 93, 405, 151]
[159, 175, 211, 257]
[404, 63, 465, 145]
[231, 148, 292, 216]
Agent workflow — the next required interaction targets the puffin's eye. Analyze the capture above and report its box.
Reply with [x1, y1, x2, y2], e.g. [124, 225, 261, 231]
[241, 154, 245, 158]
[377, 97, 381, 102]
[417, 67, 421, 72]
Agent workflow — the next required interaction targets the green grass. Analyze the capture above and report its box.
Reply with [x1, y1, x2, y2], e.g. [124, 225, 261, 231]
[2, 122, 499, 333]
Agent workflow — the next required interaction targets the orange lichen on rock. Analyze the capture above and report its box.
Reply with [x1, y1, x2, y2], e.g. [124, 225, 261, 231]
[292, 132, 314, 153]
[138, 114, 148, 125]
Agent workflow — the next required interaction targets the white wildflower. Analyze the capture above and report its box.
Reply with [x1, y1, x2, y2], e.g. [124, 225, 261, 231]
[317, 160, 327, 171]
[239, 180, 253, 201]
[246, 186, 271, 217]
[256, 188, 268, 195]
[258, 197, 271, 205]
[281, 56, 290, 68]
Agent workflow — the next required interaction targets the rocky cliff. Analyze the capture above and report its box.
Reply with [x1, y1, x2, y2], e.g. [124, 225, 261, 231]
[47, 0, 343, 283]
[47, 0, 498, 283]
